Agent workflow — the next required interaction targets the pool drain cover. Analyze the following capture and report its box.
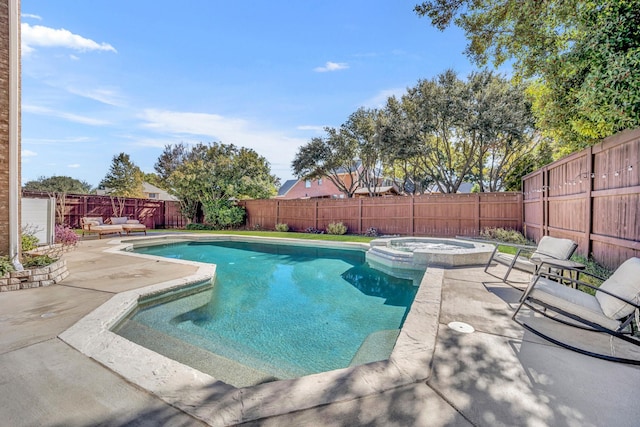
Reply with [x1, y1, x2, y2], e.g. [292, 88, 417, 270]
[447, 321, 474, 334]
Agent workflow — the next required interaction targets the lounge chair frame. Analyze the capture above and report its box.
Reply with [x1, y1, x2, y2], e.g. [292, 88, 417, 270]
[513, 265, 640, 364]
[80, 217, 123, 239]
[484, 236, 578, 282]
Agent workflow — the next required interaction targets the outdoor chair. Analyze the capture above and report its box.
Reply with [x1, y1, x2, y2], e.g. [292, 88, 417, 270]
[81, 217, 123, 239]
[512, 257, 640, 364]
[110, 216, 147, 236]
[485, 235, 578, 282]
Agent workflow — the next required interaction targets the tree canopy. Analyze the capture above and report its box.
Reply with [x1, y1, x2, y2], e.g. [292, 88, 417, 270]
[292, 108, 387, 198]
[23, 175, 92, 194]
[157, 142, 279, 222]
[99, 153, 145, 198]
[382, 70, 537, 192]
[414, 0, 640, 151]
[293, 70, 539, 195]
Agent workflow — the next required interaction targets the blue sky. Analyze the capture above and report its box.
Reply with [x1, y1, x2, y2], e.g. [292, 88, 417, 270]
[21, 0, 476, 188]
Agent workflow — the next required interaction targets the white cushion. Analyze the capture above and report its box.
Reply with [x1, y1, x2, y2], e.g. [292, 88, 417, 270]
[85, 220, 100, 227]
[84, 217, 104, 225]
[126, 219, 140, 224]
[110, 217, 129, 225]
[530, 277, 620, 330]
[595, 257, 640, 320]
[532, 236, 577, 260]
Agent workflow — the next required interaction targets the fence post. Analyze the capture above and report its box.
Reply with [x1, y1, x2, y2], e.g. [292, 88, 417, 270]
[474, 194, 481, 235]
[585, 146, 594, 256]
[410, 196, 415, 236]
[543, 166, 549, 237]
[314, 201, 318, 230]
[358, 198, 362, 234]
[276, 200, 280, 226]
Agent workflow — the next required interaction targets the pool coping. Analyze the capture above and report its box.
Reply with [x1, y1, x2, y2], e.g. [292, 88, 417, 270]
[59, 235, 442, 426]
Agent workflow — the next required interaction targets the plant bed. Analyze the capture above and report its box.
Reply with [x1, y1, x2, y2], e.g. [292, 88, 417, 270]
[0, 259, 69, 292]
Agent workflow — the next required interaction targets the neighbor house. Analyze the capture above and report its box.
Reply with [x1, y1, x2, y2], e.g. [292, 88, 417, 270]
[276, 177, 349, 199]
[96, 182, 177, 201]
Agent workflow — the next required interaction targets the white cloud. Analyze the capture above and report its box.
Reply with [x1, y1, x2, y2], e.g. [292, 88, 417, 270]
[297, 125, 325, 133]
[22, 136, 92, 145]
[314, 61, 349, 73]
[138, 109, 307, 179]
[23, 104, 110, 126]
[21, 23, 117, 55]
[67, 164, 81, 168]
[21, 13, 42, 20]
[363, 87, 407, 108]
[66, 86, 126, 107]
[22, 149, 38, 157]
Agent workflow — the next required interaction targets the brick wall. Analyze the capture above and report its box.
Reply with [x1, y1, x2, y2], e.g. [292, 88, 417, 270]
[0, 0, 20, 257]
[0, 0, 11, 255]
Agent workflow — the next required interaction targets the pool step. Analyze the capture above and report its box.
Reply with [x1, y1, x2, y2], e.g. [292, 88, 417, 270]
[116, 319, 284, 388]
[349, 329, 400, 367]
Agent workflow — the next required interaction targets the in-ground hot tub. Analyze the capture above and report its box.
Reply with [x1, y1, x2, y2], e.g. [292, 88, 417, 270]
[366, 237, 494, 270]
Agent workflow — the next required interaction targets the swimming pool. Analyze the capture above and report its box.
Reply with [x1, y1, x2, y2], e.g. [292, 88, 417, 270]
[60, 235, 443, 425]
[114, 241, 420, 387]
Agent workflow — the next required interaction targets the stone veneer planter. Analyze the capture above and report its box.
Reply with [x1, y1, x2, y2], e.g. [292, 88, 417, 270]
[0, 259, 69, 292]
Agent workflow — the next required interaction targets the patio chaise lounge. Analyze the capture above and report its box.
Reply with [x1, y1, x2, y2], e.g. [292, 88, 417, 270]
[81, 217, 123, 239]
[512, 257, 640, 364]
[485, 235, 578, 282]
[110, 216, 147, 236]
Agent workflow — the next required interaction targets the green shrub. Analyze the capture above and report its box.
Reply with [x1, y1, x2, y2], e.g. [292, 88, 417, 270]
[480, 227, 528, 244]
[326, 222, 347, 235]
[21, 225, 40, 252]
[185, 223, 215, 230]
[203, 199, 246, 229]
[0, 256, 14, 276]
[275, 223, 289, 232]
[22, 254, 57, 268]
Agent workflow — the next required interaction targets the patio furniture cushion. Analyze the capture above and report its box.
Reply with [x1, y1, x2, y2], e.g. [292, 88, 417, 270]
[530, 277, 621, 331]
[126, 219, 140, 224]
[83, 217, 104, 225]
[531, 236, 577, 260]
[595, 257, 640, 319]
[110, 216, 129, 225]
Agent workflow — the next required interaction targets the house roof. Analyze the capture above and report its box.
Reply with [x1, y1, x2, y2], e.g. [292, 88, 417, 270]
[353, 185, 399, 195]
[427, 182, 474, 194]
[277, 179, 298, 197]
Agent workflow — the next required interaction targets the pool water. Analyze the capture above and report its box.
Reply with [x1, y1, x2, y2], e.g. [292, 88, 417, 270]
[116, 241, 419, 385]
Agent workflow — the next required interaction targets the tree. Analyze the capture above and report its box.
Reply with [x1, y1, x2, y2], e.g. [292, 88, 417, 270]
[162, 142, 279, 223]
[465, 71, 537, 192]
[414, 0, 640, 150]
[528, 1, 640, 153]
[414, 0, 580, 76]
[23, 176, 92, 194]
[398, 70, 475, 193]
[380, 70, 536, 192]
[99, 153, 144, 198]
[380, 96, 434, 194]
[292, 131, 362, 198]
[340, 108, 385, 196]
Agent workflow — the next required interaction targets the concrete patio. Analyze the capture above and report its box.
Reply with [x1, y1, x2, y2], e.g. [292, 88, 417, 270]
[1, 236, 638, 426]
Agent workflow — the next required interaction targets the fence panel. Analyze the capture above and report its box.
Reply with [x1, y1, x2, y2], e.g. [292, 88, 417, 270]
[241, 193, 522, 238]
[21, 191, 188, 229]
[522, 128, 640, 269]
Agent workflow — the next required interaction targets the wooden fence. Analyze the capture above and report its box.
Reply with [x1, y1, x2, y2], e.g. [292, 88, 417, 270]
[238, 193, 523, 237]
[22, 191, 188, 229]
[522, 128, 640, 269]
